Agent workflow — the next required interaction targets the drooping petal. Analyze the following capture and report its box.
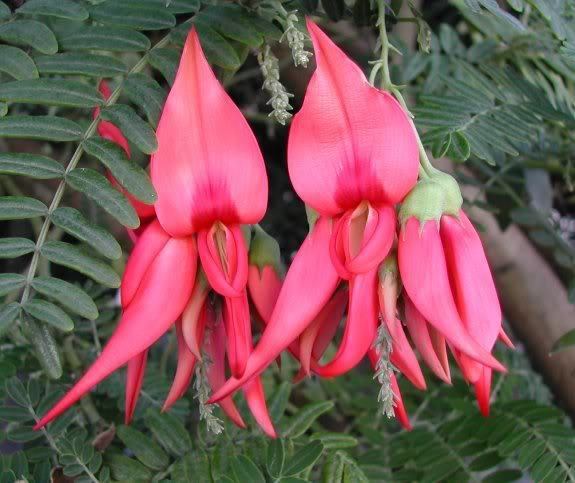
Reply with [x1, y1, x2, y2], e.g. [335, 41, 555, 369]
[441, 211, 501, 353]
[316, 269, 378, 378]
[498, 328, 515, 349]
[205, 310, 246, 429]
[121, 220, 170, 307]
[299, 288, 347, 375]
[248, 265, 282, 324]
[390, 372, 412, 431]
[287, 20, 418, 216]
[181, 273, 209, 359]
[386, 318, 426, 391]
[35, 236, 197, 428]
[163, 319, 200, 410]
[125, 350, 148, 424]
[208, 216, 340, 403]
[474, 367, 492, 417]
[243, 378, 276, 438]
[398, 218, 505, 373]
[151, 28, 268, 236]
[223, 291, 252, 378]
[404, 296, 451, 384]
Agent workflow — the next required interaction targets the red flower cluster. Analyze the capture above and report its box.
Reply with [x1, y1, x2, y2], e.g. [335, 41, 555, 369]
[36, 20, 510, 433]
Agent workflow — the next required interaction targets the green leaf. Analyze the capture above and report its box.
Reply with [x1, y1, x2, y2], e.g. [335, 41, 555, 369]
[0, 274, 26, 297]
[122, 0, 200, 13]
[0, 102, 7, 117]
[192, 21, 241, 70]
[66, 168, 140, 228]
[266, 439, 285, 478]
[23, 299, 74, 332]
[116, 425, 169, 471]
[124, 73, 166, 127]
[0, 2, 10, 19]
[0, 303, 21, 338]
[0, 20, 57, 54]
[0, 46, 38, 80]
[446, 131, 471, 161]
[107, 454, 152, 481]
[41, 241, 121, 288]
[322, 452, 345, 483]
[231, 456, 265, 483]
[90, 3, 176, 30]
[149, 48, 179, 85]
[100, 105, 158, 154]
[0, 115, 83, 141]
[269, 381, 291, 422]
[0, 196, 47, 220]
[198, 5, 263, 47]
[551, 329, 575, 354]
[21, 317, 62, 379]
[83, 137, 156, 203]
[51, 207, 122, 260]
[145, 409, 192, 456]
[7, 426, 43, 443]
[431, 132, 452, 158]
[310, 433, 358, 450]
[0, 238, 36, 259]
[5, 377, 29, 407]
[35, 53, 126, 77]
[60, 26, 151, 52]
[0, 153, 63, 179]
[0, 406, 31, 422]
[0, 79, 103, 108]
[482, 469, 523, 483]
[31, 277, 98, 320]
[283, 441, 324, 477]
[17, 0, 88, 19]
[283, 401, 334, 438]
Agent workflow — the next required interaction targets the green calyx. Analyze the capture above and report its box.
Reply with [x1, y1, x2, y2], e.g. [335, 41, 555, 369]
[305, 205, 319, 231]
[248, 225, 284, 276]
[378, 253, 398, 281]
[399, 171, 462, 228]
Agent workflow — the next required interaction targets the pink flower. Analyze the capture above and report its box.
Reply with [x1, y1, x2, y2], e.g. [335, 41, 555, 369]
[209, 19, 420, 406]
[36, 28, 275, 436]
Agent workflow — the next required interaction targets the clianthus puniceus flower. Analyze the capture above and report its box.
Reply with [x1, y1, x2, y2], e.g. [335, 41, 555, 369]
[210, 20, 508, 425]
[36, 28, 277, 437]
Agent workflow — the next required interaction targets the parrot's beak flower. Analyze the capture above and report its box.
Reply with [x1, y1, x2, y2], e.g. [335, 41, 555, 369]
[36, 28, 276, 437]
[209, 19, 419, 407]
[209, 19, 509, 426]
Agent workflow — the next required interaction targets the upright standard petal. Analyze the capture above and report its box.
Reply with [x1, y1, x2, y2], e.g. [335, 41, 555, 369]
[35, 236, 197, 428]
[287, 20, 418, 216]
[151, 28, 268, 236]
[398, 218, 505, 373]
[209, 216, 339, 403]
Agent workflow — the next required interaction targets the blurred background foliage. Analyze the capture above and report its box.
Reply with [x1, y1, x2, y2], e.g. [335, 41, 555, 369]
[0, 0, 574, 481]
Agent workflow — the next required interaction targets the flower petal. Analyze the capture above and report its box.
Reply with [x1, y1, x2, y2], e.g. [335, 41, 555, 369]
[474, 367, 492, 417]
[125, 350, 148, 424]
[35, 236, 197, 428]
[316, 268, 378, 378]
[390, 372, 412, 430]
[287, 20, 419, 216]
[224, 291, 252, 378]
[151, 28, 267, 236]
[398, 218, 505, 373]
[248, 265, 282, 323]
[206, 312, 246, 429]
[499, 328, 515, 349]
[243, 378, 276, 438]
[208, 216, 339, 403]
[386, 318, 426, 391]
[404, 296, 451, 384]
[163, 319, 199, 410]
[441, 211, 501, 352]
[181, 274, 209, 360]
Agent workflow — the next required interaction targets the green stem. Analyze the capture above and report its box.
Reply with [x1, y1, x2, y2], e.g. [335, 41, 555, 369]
[374, 0, 435, 178]
[18, 33, 172, 308]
